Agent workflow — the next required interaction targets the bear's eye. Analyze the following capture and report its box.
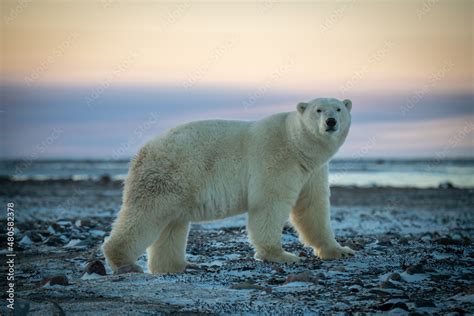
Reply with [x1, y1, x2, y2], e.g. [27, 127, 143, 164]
[337, 108, 341, 112]
[316, 109, 322, 113]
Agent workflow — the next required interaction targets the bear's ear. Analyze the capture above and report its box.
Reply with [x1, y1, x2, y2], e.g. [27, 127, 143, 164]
[297, 102, 308, 114]
[343, 99, 352, 112]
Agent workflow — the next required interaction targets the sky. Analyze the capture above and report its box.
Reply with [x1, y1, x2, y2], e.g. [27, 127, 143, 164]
[1, 0, 473, 159]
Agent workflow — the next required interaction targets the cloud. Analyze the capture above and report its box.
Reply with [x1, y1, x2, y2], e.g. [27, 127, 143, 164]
[1, 84, 472, 158]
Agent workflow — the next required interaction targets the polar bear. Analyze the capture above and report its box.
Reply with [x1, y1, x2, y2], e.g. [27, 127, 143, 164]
[103, 98, 355, 274]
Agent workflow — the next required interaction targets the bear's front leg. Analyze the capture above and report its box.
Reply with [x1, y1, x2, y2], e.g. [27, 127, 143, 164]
[290, 164, 355, 260]
[247, 197, 300, 264]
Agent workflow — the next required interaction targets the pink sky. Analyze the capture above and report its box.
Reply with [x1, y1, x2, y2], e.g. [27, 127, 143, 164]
[1, 1, 472, 158]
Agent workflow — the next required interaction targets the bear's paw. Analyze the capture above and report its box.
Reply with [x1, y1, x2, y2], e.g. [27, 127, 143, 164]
[317, 245, 355, 260]
[255, 251, 301, 264]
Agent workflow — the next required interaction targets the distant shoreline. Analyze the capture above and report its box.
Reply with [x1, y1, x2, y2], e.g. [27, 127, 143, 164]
[1, 157, 474, 163]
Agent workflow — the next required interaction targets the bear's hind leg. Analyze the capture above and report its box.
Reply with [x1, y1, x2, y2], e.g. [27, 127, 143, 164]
[103, 206, 170, 274]
[147, 220, 190, 274]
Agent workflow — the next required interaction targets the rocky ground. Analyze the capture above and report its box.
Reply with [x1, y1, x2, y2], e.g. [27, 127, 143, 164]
[1, 179, 473, 315]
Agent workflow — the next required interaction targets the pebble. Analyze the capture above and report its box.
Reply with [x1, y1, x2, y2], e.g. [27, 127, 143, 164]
[389, 272, 402, 281]
[398, 237, 410, 245]
[377, 236, 392, 246]
[439, 181, 455, 189]
[100, 174, 112, 184]
[285, 271, 319, 284]
[19, 235, 33, 246]
[434, 237, 464, 246]
[272, 265, 285, 274]
[377, 302, 409, 311]
[43, 275, 69, 286]
[75, 219, 92, 227]
[380, 280, 398, 289]
[352, 278, 364, 286]
[84, 260, 107, 276]
[415, 299, 436, 307]
[267, 277, 286, 285]
[406, 264, 425, 275]
[45, 236, 65, 246]
[89, 230, 107, 237]
[430, 274, 450, 281]
[333, 266, 347, 272]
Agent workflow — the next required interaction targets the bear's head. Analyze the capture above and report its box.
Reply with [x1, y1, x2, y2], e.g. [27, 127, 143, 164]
[296, 98, 352, 143]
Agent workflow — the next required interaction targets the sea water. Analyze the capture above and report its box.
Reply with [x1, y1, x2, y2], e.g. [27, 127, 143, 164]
[1, 159, 473, 189]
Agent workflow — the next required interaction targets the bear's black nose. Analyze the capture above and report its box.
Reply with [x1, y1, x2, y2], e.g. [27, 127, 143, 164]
[326, 118, 337, 127]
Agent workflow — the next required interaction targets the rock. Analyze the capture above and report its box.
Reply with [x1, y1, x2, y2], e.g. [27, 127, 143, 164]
[26, 231, 44, 242]
[75, 219, 92, 227]
[406, 264, 425, 275]
[272, 265, 285, 274]
[84, 260, 107, 276]
[343, 240, 364, 251]
[267, 277, 286, 285]
[380, 280, 399, 289]
[19, 235, 33, 246]
[45, 236, 65, 246]
[399, 236, 410, 245]
[377, 236, 392, 246]
[43, 275, 69, 286]
[285, 271, 319, 284]
[434, 236, 471, 246]
[415, 299, 436, 307]
[352, 278, 364, 286]
[100, 174, 112, 184]
[89, 230, 107, 238]
[369, 289, 392, 297]
[51, 223, 64, 232]
[452, 308, 467, 315]
[389, 272, 402, 281]
[434, 237, 464, 246]
[377, 302, 409, 311]
[333, 266, 347, 272]
[430, 274, 450, 281]
[439, 181, 455, 189]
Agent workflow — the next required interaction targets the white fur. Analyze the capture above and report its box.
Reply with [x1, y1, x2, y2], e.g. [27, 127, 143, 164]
[103, 97, 355, 274]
